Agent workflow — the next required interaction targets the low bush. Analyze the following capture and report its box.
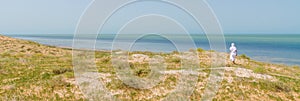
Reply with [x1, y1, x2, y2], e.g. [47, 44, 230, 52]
[52, 68, 73, 75]
[197, 48, 205, 53]
[240, 54, 250, 60]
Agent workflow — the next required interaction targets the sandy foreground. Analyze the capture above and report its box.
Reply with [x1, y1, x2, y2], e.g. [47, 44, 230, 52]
[0, 35, 299, 100]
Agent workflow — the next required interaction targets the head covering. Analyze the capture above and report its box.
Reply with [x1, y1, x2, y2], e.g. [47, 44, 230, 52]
[231, 43, 235, 47]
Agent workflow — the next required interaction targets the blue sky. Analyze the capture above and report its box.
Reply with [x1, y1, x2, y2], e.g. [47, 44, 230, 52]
[0, 0, 300, 35]
[209, 0, 300, 34]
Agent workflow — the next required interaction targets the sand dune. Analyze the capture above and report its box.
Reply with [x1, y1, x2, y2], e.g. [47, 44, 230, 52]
[0, 35, 299, 100]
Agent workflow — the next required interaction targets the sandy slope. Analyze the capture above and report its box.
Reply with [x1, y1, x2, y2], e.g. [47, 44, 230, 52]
[0, 35, 299, 100]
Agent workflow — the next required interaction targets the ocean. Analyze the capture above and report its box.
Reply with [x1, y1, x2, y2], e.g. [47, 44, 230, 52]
[6, 34, 300, 66]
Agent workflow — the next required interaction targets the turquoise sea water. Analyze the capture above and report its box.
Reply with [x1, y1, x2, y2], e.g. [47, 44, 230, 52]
[6, 34, 300, 66]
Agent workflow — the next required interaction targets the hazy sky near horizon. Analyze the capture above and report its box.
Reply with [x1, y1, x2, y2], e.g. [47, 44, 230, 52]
[0, 0, 300, 35]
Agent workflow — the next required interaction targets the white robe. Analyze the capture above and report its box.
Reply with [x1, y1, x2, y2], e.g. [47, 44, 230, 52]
[230, 46, 237, 61]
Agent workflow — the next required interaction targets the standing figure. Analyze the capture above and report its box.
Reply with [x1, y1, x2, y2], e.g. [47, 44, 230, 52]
[229, 43, 238, 64]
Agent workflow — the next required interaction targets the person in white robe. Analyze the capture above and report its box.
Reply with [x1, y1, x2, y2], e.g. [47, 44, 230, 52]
[229, 43, 238, 64]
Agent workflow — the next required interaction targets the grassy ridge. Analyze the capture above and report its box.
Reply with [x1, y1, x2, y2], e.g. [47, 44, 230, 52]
[0, 35, 299, 100]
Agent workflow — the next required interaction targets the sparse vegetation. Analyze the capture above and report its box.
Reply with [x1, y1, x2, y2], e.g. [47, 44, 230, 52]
[240, 54, 250, 60]
[197, 48, 205, 53]
[52, 68, 73, 75]
[169, 57, 181, 63]
[253, 66, 266, 73]
[0, 35, 300, 100]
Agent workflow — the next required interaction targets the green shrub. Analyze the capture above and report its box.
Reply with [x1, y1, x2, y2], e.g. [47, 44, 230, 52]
[100, 56, 110, 63]
[172, 51, 179, 54]
[170, 57, 181, 63]
[42, 72, 51, 79]
[52, 68, 73, 75]
[135, 69, 150, 77]
[253, 67, 266, 73]
[258, 80, 291, 92]
[240, 54, 250, 60]
[197, 48, 205, 52]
